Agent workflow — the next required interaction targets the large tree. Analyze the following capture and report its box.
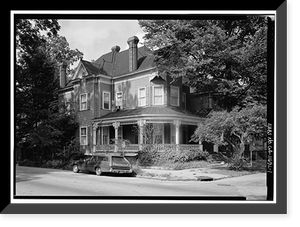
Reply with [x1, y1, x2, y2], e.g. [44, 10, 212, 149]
[15, 19, 82, 160]
[192, 104, 267, 155]
[139, 17, 267, 110]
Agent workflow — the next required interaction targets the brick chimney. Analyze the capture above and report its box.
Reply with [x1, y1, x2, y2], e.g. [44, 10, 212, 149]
[59, 62, 67, 88]
[127, 36, 139, 72]
[111, 45, 120, 76]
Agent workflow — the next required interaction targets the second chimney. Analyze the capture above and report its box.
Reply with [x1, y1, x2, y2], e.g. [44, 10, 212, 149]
[127, 36, 139, 72]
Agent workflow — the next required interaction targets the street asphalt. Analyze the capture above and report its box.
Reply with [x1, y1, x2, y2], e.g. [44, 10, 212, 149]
[15, 165, 267, 200]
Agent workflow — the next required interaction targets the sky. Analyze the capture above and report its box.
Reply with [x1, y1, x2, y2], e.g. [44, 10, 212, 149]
[58, 20, 145, 64]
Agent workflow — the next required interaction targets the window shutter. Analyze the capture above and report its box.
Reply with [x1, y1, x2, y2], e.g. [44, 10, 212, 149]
[122, 93, 125, 109]
[87, 126, 91, 147]
[87, 93, 91, 110]
[70, 92, 74, 110]
[135, 89, 138, 107]
[146, 86, 149, 106]
[75, 92, 79, 111]
[164, 86, 167, 105]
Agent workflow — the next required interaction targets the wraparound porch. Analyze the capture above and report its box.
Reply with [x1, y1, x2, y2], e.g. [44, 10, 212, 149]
[90, 106, 206, 155]
[91, 119, 204, 155]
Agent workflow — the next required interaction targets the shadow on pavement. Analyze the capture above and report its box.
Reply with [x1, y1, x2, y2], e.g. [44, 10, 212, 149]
[15, 165, 69, 183]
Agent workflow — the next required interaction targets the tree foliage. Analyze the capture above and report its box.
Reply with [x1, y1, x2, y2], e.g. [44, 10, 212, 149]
[139, 17, 267, 109]
[25, 104, 78, 160]
[15, 19, 82, 160]
[192, 104, 267, 155]
[45, 35, 83, 76]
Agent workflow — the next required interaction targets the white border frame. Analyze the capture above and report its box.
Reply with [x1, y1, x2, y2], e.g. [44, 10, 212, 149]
[10, 10, 277, 206]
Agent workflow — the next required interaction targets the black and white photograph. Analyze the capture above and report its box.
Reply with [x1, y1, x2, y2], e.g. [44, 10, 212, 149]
[6, 5, 288, 216]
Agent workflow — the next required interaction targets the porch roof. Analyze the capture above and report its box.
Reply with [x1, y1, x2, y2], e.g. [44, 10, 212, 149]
[93, 106, 205, 125]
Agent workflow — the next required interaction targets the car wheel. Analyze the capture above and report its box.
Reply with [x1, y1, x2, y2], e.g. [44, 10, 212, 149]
[73, 165, 79, 173]
[95, 167, 102, 176]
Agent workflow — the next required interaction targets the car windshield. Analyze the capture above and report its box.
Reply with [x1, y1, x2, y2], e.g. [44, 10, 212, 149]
[112, 156, 129, 165]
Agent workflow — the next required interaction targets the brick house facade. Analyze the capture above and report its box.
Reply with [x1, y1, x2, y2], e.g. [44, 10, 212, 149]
[57, 36, 224, 157]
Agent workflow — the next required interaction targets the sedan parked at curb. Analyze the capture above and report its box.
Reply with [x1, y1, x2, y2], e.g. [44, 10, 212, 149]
[72, 154, 133, 176]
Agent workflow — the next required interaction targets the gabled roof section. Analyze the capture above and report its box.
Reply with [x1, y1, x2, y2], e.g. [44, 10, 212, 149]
[70, 45, 155, 82]
[94, 46, 155, 77]
[72, 59, 101, 80]
[81, 60, 101, 75]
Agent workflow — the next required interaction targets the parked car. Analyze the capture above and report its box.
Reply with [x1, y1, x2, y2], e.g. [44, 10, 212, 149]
[72, 154, 133, 176]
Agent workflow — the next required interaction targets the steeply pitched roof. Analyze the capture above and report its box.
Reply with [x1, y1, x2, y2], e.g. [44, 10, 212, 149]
[80, 60, 101, 75]
[93, 46, 155, 77]
[70, 45, 155, 82]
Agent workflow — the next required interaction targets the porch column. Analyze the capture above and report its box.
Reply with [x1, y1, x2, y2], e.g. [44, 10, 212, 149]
[113, 121, 120, 152]
[137, 119, 146, 150]
[199, 141, 203, 151]
[197, 123, 202, 150]
[213, 144, 219, 153]
[173, 120, 181, 145]
[92, 123, 98, 153]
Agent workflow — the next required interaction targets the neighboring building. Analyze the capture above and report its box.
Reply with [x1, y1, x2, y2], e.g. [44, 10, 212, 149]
[57, 36, 206, 159]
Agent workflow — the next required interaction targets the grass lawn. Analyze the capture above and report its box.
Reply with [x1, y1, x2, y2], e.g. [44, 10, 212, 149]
[139, 158, 267, 179]
[204, 159, 266, 178]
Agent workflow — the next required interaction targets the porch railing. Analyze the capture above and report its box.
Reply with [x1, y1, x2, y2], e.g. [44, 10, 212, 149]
[95, 143, 201, 153]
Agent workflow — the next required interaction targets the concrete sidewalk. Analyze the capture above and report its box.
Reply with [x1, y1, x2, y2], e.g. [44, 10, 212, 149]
[138, 167, 230, 181]
[137, 167, 267, 200]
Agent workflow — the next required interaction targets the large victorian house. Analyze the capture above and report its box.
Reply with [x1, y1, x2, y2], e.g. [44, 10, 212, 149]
[57, 36, 212, 160]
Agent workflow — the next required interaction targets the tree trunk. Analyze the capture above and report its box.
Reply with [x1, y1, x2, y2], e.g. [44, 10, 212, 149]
[239, 141, 245, 156]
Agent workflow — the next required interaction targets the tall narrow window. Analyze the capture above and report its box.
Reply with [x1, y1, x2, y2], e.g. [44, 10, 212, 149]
[102, 91, 111, 110]
[138, 87, 146, 106]
[116, 92, 123, 107]
[80, 126, 87, 145]
[153, 85, 164, 105]
[170, 86, 179, 106]
[80, 93, 87, 110]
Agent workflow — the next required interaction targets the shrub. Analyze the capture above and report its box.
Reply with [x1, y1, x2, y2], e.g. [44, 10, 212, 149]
[158, 148, 211, 163]
[227, 153, 248, 171]
[18, 159, 40, 167]
[184, 149, 211, 162]
[42, 159, 63, 169]
[137, 145, 159, 166]
[137, 145, 211, 167]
